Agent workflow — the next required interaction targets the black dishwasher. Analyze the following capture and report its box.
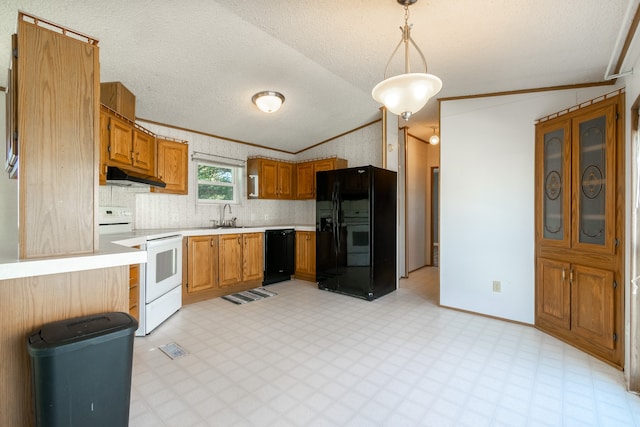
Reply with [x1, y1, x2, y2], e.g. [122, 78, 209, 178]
[264, 229, 295, 285]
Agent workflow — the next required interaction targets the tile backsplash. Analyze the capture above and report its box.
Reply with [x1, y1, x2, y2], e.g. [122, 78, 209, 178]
[99, 120, 382, 230]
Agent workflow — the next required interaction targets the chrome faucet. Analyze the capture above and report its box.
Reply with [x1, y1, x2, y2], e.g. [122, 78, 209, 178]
[221, 203, 232, 226]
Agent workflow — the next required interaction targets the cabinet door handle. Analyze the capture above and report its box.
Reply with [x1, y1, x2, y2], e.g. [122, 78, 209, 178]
[562, 268, 566, 280]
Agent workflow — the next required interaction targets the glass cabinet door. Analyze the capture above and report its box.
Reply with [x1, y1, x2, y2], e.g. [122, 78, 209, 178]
[537, 120, 571, 247]
[572, 105, 616, 253]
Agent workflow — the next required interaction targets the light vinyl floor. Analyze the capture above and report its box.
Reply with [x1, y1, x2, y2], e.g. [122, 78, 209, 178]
[129, 268, 640, 426]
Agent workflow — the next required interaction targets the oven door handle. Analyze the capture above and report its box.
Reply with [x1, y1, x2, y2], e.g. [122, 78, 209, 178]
[146, 235, 182, 248]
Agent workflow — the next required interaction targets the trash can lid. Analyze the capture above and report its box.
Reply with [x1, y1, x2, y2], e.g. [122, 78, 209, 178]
[28, 312, 137, 349]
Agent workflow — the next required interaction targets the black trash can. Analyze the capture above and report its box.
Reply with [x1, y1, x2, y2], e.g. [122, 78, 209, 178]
[27, 312, 138, 427]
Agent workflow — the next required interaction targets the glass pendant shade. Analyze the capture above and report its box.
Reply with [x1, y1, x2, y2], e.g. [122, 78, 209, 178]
[372, 73, 442, 119]
[252, 91, 285, 113]
[429, 134, 440, 145]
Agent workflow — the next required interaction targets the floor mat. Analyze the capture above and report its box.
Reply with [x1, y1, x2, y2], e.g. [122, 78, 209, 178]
[222, 287, 277, 304]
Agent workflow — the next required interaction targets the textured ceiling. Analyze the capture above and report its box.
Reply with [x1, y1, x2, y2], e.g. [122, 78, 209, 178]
[0, 0, 637, 152]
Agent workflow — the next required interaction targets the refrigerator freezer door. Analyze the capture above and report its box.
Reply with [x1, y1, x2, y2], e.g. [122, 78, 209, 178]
[316, 166, 397, 301]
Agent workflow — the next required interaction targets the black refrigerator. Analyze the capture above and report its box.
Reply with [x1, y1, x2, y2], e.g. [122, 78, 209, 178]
[316, 165, 397, 300]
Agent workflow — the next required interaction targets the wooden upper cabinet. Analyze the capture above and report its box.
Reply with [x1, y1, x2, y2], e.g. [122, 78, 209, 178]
[260, 159, 279, 198]
[295, 162, 315, 199]
[108, 114, 134, 166]
[103, 109, 155, 173]
[250, 157, 347, 200]
[99, 108, 109, 185]
[247, 158, 294, 199]
[536, 103, 617, 255]
[570, 104, 617, 255]
[277, 162, 293, 199]
[100, 81, 135, 121]
[295, 158, 348, 200]
[152, 139, 189, 194]
[535, 119, 571, 249]
[132, 128, 155, 173]
[17, 14, 99, 258]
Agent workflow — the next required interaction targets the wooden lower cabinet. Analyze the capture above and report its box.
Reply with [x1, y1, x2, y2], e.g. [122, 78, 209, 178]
[219, 234, 244, 287]
[535, 258, 570, 331]
[295, 231, 316, 282]
[219, 233, 264, 286]
[536, 257, 618, 362]
[243, 233, 264, 282]
[129, 263, 140, 322]
[183, 233, 264, 304]
[184, 235, 219, 305]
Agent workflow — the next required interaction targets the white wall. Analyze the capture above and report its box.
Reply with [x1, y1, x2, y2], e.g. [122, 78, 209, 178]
[0, 92, 18, 259]
[296, 121, 383, 167]
[99, 121, 382, 229]
[621, 62, 640, 379]
[440, 85, 623, 324]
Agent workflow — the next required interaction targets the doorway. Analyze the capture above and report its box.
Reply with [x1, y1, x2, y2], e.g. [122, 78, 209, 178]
[431, 167, 439, 266]
[405, 133, 439, 272]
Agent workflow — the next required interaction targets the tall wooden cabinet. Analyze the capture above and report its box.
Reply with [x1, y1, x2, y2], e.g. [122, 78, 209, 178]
[16, 13, 100, 258]
[535, 94, 624, 368]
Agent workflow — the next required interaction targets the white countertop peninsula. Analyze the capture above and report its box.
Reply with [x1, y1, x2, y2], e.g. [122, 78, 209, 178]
[0, 225, 315, 280]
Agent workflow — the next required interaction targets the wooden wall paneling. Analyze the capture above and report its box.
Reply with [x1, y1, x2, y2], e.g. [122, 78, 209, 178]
[17, 19, 99, 258]
[0, 266, 128, 427]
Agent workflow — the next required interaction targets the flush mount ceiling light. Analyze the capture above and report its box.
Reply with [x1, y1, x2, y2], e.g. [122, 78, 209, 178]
[252, 91, 285, 113]
[372, 0, 442, 121]
[429, 126, 439, 145]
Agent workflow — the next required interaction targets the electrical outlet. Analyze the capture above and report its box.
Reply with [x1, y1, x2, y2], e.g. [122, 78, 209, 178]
[264, 214, 269, 221]
[492, 280, 501, 293]
[170, 213, 179, 223]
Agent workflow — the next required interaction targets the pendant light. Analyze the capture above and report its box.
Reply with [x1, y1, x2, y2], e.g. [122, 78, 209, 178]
[429, 126, 439, 145]
[252, 91, 285, 113]
[372, 0, 442, 121]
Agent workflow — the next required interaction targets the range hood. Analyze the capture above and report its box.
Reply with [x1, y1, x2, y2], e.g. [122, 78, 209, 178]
[106, 166, 166, 188]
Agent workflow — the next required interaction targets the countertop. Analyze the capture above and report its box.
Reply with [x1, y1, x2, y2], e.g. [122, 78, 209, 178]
[0, 225, 315, 280]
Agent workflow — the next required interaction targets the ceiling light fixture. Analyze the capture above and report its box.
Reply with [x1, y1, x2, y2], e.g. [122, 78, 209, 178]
[372, 0, 442, 121]
[429, 126, 439, 145]
[252, 91, 285, 113]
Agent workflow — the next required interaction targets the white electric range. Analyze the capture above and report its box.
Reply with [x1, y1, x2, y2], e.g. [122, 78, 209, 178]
[98, 206, 182, 336]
